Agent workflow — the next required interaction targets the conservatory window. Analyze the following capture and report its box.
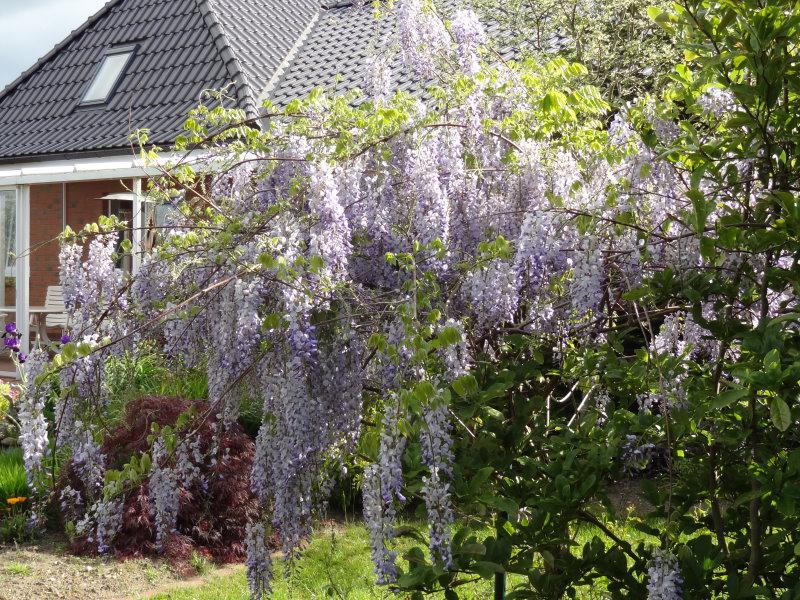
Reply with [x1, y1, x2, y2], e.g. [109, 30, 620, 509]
[0, 190, 15, 279]
[81, 47, 135, 105]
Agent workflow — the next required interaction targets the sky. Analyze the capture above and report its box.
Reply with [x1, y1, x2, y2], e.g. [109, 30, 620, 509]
[0, 0, 109, 89]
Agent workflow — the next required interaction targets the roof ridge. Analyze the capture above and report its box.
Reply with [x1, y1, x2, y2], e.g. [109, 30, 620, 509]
[0, 0, 125, 105]
[258, 9, 322, 106]
[195, 0, 258, 118]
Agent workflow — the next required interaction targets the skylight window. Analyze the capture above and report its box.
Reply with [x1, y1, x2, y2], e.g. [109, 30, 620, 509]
[81, 47, 135, 105]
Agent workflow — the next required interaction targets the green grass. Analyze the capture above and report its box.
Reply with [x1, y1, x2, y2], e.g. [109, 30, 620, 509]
[0, 448, 29, 501]
[5, 562, 32, 576]
[147, 519, 656, 600]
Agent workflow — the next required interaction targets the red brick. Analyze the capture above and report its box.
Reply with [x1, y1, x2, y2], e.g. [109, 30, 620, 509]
[28, 179, 133, 305]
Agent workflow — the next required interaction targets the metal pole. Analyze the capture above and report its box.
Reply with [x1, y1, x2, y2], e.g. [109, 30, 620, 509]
[494, 572, 506, 600]
[495, 509, 507, 600]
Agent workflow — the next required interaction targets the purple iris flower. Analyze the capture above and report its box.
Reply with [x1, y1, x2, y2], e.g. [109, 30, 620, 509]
[4, 337, 18, 348]
[4, 322, 16, 334]
[60, 334, 71, 345]
[18, 352, 26, 364]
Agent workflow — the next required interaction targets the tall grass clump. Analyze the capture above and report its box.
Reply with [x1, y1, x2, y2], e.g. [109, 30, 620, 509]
[0, 448, 28, 500]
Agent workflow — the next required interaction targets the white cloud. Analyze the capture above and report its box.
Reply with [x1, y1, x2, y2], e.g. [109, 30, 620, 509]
[0, 0, 109, 89]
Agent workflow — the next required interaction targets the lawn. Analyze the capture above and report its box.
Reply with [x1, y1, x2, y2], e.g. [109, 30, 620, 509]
[147, 516, 657, 600]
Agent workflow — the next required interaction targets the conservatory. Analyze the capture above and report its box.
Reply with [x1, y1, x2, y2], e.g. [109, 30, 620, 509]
[0, 156, 163, 376]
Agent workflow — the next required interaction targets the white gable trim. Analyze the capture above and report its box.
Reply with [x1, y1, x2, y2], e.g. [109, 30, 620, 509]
[0, 152, 199, 185]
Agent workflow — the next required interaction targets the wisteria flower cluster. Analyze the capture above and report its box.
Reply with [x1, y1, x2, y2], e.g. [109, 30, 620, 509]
[647, 550, 684, 600]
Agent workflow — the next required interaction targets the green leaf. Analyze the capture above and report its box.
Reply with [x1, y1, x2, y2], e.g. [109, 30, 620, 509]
[622, 286, 650, 301]
[474, 561, 505, 578]
[646, 6, 663, 21]
[764, 348, 781, 370]
[61, 342, 77, 362]
[460, 543, 487, 556]
[770, 397, 791, 432]
[469, 467, 494, 493]
[712, 388, 750, 409]
[397, 565, 432, 588]
[689, 189, 712, 234]
[452, 375, 478, 397]
[436, 326, 461, 347]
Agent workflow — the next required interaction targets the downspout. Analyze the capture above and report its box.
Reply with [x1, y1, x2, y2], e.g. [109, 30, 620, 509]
[62, 182, 67, 230]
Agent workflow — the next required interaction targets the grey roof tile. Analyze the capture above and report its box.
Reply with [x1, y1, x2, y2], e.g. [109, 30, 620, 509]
[269, 1, 514, 106]
[0, 0, 326, 161]
[0, 0, 503, 162]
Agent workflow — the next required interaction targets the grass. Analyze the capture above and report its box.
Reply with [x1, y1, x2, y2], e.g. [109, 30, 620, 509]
[191, 551, 213, 576]
[145, 518, 658, 600]
[0, 448, 28, 501]
[5, 561, 32, 576]
[0, 448, 31, 543]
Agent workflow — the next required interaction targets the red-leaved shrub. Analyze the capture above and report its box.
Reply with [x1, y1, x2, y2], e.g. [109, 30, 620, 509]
[62, 396, 259, 570]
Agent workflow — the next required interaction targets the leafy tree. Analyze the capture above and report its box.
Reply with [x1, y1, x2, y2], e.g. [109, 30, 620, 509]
[469, 0, 680, 103]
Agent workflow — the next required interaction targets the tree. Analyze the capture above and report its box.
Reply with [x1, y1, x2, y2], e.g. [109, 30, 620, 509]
[469, 0, 680, 103]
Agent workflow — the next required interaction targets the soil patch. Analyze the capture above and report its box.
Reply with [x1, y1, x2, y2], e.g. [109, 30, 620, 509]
[0, 535, 183, 600]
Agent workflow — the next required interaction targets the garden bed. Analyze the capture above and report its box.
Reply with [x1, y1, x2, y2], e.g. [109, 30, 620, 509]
[0, 535, 186, 600]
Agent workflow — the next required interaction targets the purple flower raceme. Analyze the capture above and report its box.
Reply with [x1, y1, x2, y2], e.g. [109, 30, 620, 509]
[363, 464, 399, 584]
[19, 348, 50, 497]
[397, 0, 450, 78]
[647, 550, 683, 599]
[364, 53, 392, 103]
[420, 400, 455, 568]
[245, 521, 272, 599]
[450, 9, 486, 76]
[149, 437, 180, 553]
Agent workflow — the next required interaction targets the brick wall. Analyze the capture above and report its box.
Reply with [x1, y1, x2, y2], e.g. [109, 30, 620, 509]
[27, 179, 132, 305]
[29, 184, 64, 306]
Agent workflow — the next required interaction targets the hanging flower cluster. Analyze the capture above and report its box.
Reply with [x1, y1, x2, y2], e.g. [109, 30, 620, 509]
[19, 348, 49, 501]
[647, 550, 684, 600]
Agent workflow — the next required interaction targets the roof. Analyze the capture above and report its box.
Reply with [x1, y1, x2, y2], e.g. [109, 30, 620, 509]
[0, 0, 494, 164]
[0, 0, 318, 163]
[269, 3, 404, 105]
[268, 1, 512, 105]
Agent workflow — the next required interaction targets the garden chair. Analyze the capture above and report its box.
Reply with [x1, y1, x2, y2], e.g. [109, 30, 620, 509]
[30, 285, 68, 344]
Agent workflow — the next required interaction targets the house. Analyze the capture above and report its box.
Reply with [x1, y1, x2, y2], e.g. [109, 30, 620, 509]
[0, 0, 421, 374]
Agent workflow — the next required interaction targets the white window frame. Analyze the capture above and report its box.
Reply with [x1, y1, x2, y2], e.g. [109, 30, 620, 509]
[0, 188, 16, 278]
[0, 184, 28, 375]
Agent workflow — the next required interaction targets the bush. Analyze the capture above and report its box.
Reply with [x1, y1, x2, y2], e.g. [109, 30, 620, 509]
[62, 396, 258, 569]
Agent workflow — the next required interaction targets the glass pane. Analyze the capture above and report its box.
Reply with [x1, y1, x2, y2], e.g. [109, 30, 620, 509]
[82, 52, 132, 103]
[0, 190, 15, 310]
[109, 200, 133, 273]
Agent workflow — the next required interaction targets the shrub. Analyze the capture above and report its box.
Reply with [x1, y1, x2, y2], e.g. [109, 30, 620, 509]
[62, 396, 258, 569]
[0, 512, 33, 544]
